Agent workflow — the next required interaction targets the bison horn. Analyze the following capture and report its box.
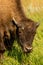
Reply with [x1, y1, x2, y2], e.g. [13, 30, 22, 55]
[12, 17, 22, 27]
[12, 17, 18, 27]
[35, 22, 40, 28]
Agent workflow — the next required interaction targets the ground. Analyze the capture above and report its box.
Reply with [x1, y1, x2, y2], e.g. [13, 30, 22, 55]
[0, 0, 43, 65]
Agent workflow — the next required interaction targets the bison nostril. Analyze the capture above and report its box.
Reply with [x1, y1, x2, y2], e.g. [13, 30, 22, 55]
[24, 47, 32, 53]
[26, 47, 32, 51]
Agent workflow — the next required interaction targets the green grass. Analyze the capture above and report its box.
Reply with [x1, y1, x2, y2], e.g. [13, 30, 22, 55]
[0, 7, 43, 65]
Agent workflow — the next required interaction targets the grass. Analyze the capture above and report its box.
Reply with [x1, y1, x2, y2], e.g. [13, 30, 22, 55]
[0, 1, 43, 65]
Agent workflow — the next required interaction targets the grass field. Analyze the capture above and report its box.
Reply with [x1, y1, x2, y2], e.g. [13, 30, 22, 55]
[0, 0, 43, 65]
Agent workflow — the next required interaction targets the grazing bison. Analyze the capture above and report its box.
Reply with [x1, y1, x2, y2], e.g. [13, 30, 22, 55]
[0, 0, 39, 59]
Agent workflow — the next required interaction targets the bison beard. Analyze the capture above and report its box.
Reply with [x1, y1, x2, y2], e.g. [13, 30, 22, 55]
[0, 21, 16, 59]
[4, 30, 15, 50]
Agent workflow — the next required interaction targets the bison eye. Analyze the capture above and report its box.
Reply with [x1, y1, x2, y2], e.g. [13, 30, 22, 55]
[32, 31, 36, 35]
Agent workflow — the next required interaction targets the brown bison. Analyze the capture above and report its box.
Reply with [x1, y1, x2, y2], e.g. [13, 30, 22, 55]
[0, 0, 39, 59]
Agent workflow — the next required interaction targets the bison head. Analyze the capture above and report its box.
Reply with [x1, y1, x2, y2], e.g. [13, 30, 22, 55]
[13, 18, 39, 53]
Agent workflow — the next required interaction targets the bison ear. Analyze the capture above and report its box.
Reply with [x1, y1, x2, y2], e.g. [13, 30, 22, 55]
[35, 22, 40, 28]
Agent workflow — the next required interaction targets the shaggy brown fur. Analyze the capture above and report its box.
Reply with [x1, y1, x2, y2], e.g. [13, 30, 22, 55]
[0, 0, 39, 59]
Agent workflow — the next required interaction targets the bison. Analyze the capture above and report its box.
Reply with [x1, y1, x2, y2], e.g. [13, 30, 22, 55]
[0, 0, 39, 59]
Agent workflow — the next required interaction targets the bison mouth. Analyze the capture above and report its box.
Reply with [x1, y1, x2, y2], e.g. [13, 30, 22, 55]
[20, 41, 32, 53]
